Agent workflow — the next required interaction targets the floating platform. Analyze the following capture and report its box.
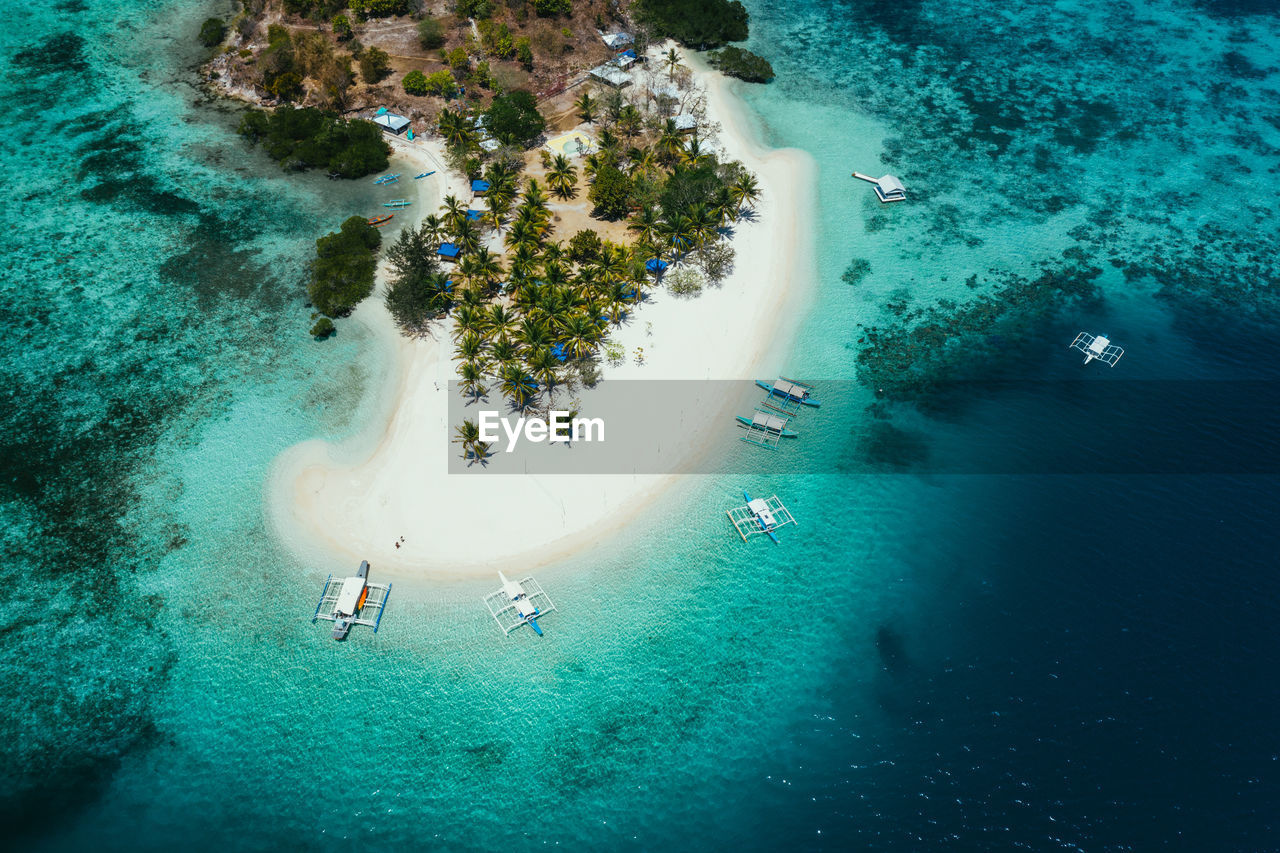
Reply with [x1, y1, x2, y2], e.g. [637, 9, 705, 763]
[852, 171, 906, 203]
[313, 560, 392, 640]
[483, 572, 556, 636]
[727, 492, 796, 544]
[736, 409, 798, 449]
[1070, 332, 1124, 366]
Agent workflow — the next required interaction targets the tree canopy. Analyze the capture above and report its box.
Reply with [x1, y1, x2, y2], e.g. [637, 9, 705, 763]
[308, 216, 382, 317]
[707, 45, 774, 83]
[588, 161, 634, 220]
[635, 0, 749, 49]
[484, 90, 546, 147]
[237, 107, 390, 178]
[385, 223, 454, 333]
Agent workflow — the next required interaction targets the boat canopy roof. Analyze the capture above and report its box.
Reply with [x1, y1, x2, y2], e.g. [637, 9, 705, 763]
[752, 412, 788, 432]
[773, 379, 808, 398]
[335, 575, 367, 616]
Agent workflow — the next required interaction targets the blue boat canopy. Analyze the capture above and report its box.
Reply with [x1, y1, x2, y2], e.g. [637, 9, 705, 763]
[550, 343, 568, 362]
[471, 179, 491, 193]
[465, 209, 484, 220]
[438, 242, 461, 258]
[646, 258, 669, 273]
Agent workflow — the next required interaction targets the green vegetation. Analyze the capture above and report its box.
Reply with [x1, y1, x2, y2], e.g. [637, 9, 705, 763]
[237, 107, 390, 177]
[636, 0, 749, 49]
[456, 0, 495, 19]
[707, 45, 774, 82]
[309, 316, 336, 338]
[484, 90, 546, 146]
[359, 46, 391, 83]
[349, 0, 410, 20]
[516, 37, 533, 70]
[417, 16, 446, 49]
[308, 216, 382, 318]
[198, 18, 226, 47]
[385, 223, 455, 334]
[405, 69, 458, 97]
[588, 158, 633, 220]
[478, 20, 516, 59]
[533, 0, 572, 16]
[255, 25, 353, 108]
[331, 14, 353, 41]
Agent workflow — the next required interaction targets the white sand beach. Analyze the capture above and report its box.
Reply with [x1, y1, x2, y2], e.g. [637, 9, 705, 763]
[267, 51, 818, 578]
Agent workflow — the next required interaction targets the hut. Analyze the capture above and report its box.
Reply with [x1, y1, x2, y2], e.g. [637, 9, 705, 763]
[372, 112, 411, 135]
[589, 63, 631, 88]
[852, 172, 907, 203]
[601, 32, 634, 52]
[471, 179, 491, 195]
[437, 242, 461, 261]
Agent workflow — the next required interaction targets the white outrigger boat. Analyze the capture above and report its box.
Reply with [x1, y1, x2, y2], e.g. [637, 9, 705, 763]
[756, 377, 820, 409]
[313, 560, 393, 640]
[483, 572, 556, 636]
[727, 491, 797, 544]
[1070, 332, 1124, 366]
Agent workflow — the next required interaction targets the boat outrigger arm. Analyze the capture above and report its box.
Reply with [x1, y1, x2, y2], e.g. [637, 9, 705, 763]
[727, 492, 797, 544]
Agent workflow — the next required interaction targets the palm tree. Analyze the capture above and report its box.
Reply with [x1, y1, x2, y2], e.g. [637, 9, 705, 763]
[522, 178, 548, 212]
[451, 218, 482, 256]
[483, 191, 510, 232]
[603, 88, 625, 125]
[516, 315, 553, 352]
[438, 109, 476, 148]
[441, 194, 467, 232]
[662, 213, 695, 259]
[483, 304, 518, 340]
[507, 243, 540, 292]
[730, 172, 761, 211]
[467, 246, 503, 293]
[655, 119, 683, 166]
[488, 335, 519, 374]
[499, 364, 537, 410]
[663, 47, 682, 81]
[457, 360, 488, 401]
[687, 202, 718, 247]
[627, 206, 661, 247]
[681, 135, 711, 168]
[452, 305, 485, 341]
[574, 91, 596, 124]
[547, 154, 578, 200]
[597, 126, 620, 155]
[454, 330, 486, 365]
[453, 419, 479, 459]
[709, 185, 738, 227]
[526, 346, 561, 398]
[421, 213, 446, 246]
[617, 104, 642, 140]
[558, 313, 603, 360]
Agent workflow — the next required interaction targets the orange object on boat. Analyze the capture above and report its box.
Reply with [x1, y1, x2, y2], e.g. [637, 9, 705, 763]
[356, 585, 370, 611]
[368, 214, 393, 226]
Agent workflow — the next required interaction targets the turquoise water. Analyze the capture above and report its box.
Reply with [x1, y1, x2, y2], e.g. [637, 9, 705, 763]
[4, 0, 1279, 849]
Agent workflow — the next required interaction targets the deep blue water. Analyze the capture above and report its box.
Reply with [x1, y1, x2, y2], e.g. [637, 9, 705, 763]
[2, 0, 1279, 849]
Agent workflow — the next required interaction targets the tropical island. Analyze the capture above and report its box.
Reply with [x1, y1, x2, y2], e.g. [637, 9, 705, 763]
[210, 0, 815, 574]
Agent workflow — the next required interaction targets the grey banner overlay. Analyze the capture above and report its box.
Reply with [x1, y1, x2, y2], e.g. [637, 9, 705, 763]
[446, 380, 1280, 475]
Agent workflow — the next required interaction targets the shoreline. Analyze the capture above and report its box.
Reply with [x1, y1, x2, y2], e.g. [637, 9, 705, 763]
[266, 50, 819, 580]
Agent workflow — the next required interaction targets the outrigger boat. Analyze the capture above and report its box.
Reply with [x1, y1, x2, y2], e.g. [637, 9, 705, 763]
[726, 491, 797, 544]
[373, 173, 401, 185]
[367, 214, 394, 227]
[414, 171, 436, 179]
[312, 560, 393, 640]
[1070, 332, 1124, 366]
[483, 572, 557, 636]
[736, 409, 798, 449]
[383, 199, 411, 208]
[756, 377, 820, 408]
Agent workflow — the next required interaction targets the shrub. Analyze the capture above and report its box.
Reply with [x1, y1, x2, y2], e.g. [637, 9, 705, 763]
[331, 14, 353, 40]
[425, 69, 459, 96]
[635, 0, 749, 49]
[309, 316, 336, 338]
[359, 46, 391, 83]
[515, 36, 533, 70]
[667, 266, 705, 297]
[444, 46, 470, 70]
[478, 20, 515, 58]
[533, 0, 572, 16]
[604, 341, 625, 367]
[417, 16, 445, 49]
[349, 0, 409, 20]
[568, 229, 603, 265]
[484, 89, 544, 146]
[588, 162, 633, 220]
[198, 18, 226, 47]
[308, 216, 382, 317]
[707, 45, 774, 82]
[456, 0, 495, 18]
[402, 69, 429, 95]
[695, 240, 735, 284]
